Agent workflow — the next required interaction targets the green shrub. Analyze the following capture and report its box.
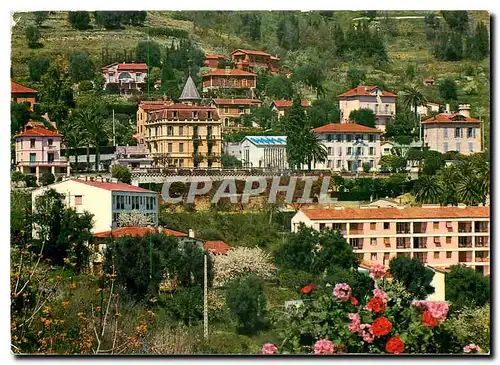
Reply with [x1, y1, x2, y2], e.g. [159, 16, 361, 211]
[278, 269, 315, 291]
[78, 80, 94, 92]
[111, 164, 131, 184]
[194, 331, 257, 354]
[226, 274, 268, 335]
[446, 304, 490, 352]
[11, 171, 25, 182]
[159, 286, 203, 326]
[445, 265, 490, 311]
[24, 175, 38, 187]
[39, 172, 55, 186]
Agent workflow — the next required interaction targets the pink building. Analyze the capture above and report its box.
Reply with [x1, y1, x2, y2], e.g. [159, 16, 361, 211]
[102, 62, 148, 94]
[291, 205, 490, 276]
[14, 126, 69, 181]
[423, 104, 482, 155]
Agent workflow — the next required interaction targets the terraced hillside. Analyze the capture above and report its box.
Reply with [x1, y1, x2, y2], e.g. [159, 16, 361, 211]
[11, 10, 490, 145]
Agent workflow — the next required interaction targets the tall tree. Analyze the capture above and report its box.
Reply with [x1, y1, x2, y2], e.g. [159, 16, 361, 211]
[33, 11, 49, 27]
[400, 84, 428, 138]
[346, 68, 366, 89]
[68, 11, 91, 30]
[277, 13, 299, 50]
[28, 57, 50, 82]
[441, 11, 469, 33]
[136, 39, 162, 68]
[446, 265, 490, 310]
[69, 51, 95, 82]
[349, 108, 376, 128]
[281, 99, 308, 170]
[438, 78, 458, 101]
[25, 25, 41, 48]
[39, 60, 75, 122]
[389, 256, 435, 299]
[413, 175, 444, 203]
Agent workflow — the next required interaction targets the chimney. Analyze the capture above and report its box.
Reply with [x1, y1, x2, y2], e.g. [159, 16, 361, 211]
[188, 229, 195, 238]
[225, 66, 231, 75]
[458, 104, 471, 118]
[445, 104, 451, 114]
[158, 226, 163, 233]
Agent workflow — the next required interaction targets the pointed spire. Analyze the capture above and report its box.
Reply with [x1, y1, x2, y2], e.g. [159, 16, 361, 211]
[179, 75, 201, 104]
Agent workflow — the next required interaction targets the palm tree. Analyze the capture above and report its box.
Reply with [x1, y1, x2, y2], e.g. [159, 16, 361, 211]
[437, 165, 458, 205]
[75, 103, 107, 172]
[456, 174, 482, 206]
[303, 131, 327, 171]
[413, 175, 444, 204]
[400, 84, 428, 143]
[59, 121, 84, 172]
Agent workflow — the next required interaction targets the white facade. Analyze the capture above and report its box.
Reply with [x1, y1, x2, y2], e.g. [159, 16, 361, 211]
[223, 141, 242, 160]
[240, 136, 288, 169]
[312, 124, 382, 172]
[32, 178, 158, 234]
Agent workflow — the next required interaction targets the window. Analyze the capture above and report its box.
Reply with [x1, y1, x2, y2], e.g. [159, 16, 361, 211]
[30, 139, 35, 148]
[444, 142, 448, 152]
[434, 252, 440, 259]
[238, 107, 244, 114]
[455, 142, 460, 152]
[384, 222, 390, 230]
[446, 252, 452, 259]
[433, 222, 439, 230]
[75, 195, 82, 206]
[370, 222, 376, 230]
[444, 128, 448, 138]
[467, 127, 474, 138]
[446, 236, 452, 244]
[208, 111, 213, 119]
[455, 128, 461, 138]
[338, 147, 342, 156]
[48, 139, 53, 146]
[224, 107, 229, 114]
[336, 134, 342, 142]
[319, 223, 326, 231]
[172, 111, 178, 118]
[369, 134, 374, 142]
[192, 111, 199, 119]
[47, 153, 54, 163]
[357, 147, 363, 156]
[225, 118, 229, 127]
[369, 147, 375, 155]
[168, 143, 173, 153]
[336, 160, 341, 168]
[346, 134, 353, 142]
[179, 143, 184, 153]
[327, 147, 332, 155]
[469, 143, 474, 153]
[179, 126, 184, 136]
[347, 147, 352, 155]
[384, 238, 391, 247]
[327, 160, 332, 168]
[167, 126, 173, 136]
[383, 253, 390, 263]
[370, 238, 377, 246]
[371, 253, 378, 261]
[327, 134, 332, 142]
[355, 135, 362, 141]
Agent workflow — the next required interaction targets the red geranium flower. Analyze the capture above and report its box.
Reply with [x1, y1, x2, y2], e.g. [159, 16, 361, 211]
[300, 284, 317, 295]
[386, 335, 405, 354]
[422, 310, 438, 327]
[351, 297, 358, 306]
[366, 297, 386, 314]
[371, 316, 393, 337]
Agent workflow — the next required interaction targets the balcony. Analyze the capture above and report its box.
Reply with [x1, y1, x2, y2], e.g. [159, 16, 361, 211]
[458, 237, 473, 248]
[19, 160, 68, 167]
[475, 238, 489, 248]
[375, 110, 395, 117]
[475, 222, 489, 233]
[413, 223, 427, 234]
[349, 229, 364, 235]
[475, 256, 489, 262]
[458, 223, 472, 233]
[396, 223, 411, 234]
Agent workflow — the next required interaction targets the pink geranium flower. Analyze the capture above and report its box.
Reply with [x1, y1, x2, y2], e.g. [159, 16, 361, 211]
[261, 343, 278, 355]
[369, 264, 387, 280]
[411, 300, 449, 322]
[333, 283, 352, 301]
[360, 324, 375, 344]
[348, 313, 361, 333]
[373, 288, 388, 303]
[313, 339, 335, 354]
[463, 344, 482, 353]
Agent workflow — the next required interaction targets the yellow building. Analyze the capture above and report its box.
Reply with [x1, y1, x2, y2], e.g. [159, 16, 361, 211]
[144, 77, 222, 168]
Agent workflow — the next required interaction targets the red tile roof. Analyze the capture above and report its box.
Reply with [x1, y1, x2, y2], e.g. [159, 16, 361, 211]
[116, 63, 148, 71]
[204, 240, 232, 254]
[212, 99, 262, 105]
[11, 81, 37, 94]
[299, 206, 490, 221]
[337, 85, 397, 98]
[232, 49, 272, 57]
[139, 100, 174, 111]
[272, 100, 311, 108]
[148, 104, 219, 121]
[312, 123, 382, 134]
[70, 179, 155, 193]
[205, 54, 225, 59]
[202, 69, 257, 77]
[14, 126, 61, 138]
[422, 113, 481, 124]
[94, 226, 188, 238]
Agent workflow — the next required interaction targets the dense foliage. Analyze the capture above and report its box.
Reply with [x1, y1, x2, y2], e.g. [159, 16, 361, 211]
[389, 257, 434, 299]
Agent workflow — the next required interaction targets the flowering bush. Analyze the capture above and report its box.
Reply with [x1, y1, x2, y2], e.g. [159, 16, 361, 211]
[213, 247, 276, 287]
[269, 271, 478, 354]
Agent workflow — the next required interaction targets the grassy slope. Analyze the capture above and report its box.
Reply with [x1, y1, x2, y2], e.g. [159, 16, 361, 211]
[11, 11, 490, 144]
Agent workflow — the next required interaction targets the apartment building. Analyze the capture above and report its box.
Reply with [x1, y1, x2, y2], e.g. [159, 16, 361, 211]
[32, 177, 158, 234]
[337, 85, 397, 132]
[312, 123, 383, 172]
[11, 81, 37, 111]
[202, 68, 257, 96]
[231, 49, 279, 72]
[291, 205, 490, 275]
[423, 104, 482, 155]
[211, 98, 262, 129]
[14, 126, 69, 181]
[136, 100, 174, 144]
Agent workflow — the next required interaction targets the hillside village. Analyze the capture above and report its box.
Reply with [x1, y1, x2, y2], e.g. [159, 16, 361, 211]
[10, 10, 490, 355]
